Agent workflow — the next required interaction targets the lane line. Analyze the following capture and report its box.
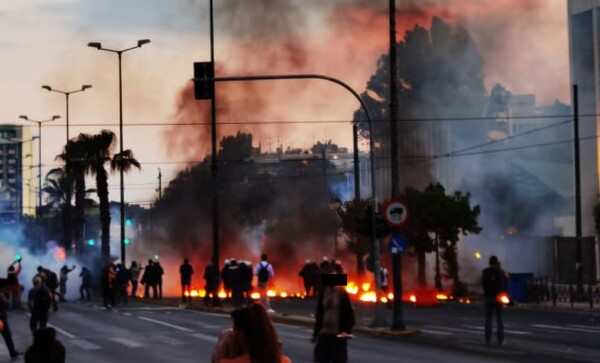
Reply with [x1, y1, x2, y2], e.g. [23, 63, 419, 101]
[152, 335, 187, 346]
[420, 329, 452, 336]
[48, 323, 77, 339]
[531, 324, 600, 334]
[137, 316, 194, 332]
[462, 325, 531, 335]
[109, 337, 145, 348]
[423, 325, 479, 335]
[69, 339, 102, 350]
[568, 324, 600, 331]
[278, 331, 310, 340]
[191, 332, 218, 343]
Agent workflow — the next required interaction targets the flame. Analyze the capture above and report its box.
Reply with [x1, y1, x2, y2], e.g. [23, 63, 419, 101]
[361, 282, 371, 292]
[409, 294, 417, 303]
[251, 292, 260, 300]
[436, 293, 449, 300]
[55, 247, 66, 261]
[267, 290, 277, 297]
[497, 292, 510, 305]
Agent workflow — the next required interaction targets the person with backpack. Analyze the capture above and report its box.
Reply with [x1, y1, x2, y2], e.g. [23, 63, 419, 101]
[28, 276, 52, 333]
[0, 291, 20, 358]
[482, 255, 508, 346]
[180, 258, 194, 303]
[254, 254, 275, 312]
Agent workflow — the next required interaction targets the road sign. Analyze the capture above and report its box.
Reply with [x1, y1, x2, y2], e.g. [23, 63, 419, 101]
[388, 235, 407, 254]
[382, 199, 409, 227]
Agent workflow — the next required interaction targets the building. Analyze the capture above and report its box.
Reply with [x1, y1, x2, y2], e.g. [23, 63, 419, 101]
[0, 125, 34, 225]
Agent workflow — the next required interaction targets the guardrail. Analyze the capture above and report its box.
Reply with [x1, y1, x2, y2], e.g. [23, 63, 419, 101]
[524, 277, 600, 309]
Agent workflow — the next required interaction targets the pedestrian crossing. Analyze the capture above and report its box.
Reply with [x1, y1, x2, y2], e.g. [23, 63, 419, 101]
[420, 323, 600, 337]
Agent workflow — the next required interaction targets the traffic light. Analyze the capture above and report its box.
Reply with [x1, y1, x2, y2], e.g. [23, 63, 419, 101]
[194, 61, 215, 100]
[124, 238, 130, 245]
[125, 218, 132, 227]
[87, 239, 95, 246]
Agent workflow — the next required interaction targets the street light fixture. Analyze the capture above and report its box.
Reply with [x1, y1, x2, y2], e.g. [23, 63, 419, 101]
[41, 84, 92, 142]
[87, 39, 151, 265]
[18, 115, 61, 215]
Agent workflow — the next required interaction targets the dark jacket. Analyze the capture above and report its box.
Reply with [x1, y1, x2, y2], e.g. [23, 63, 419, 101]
[313, 287, 355, 337]
[482, 266, 507, 297]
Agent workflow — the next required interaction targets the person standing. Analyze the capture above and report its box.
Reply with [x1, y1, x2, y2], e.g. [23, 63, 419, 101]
[36, 266, 59, 312]
[59, 265, 76, 302]
[299, 260, 319, 298]
[28, 276, 51, 332]
[79, 267, 92, 302]
[155, 261, 164, 299]
[129, 261, 141, 298]
[141, 260, 156, 299]
[482, 255, 507, 346]
[100, 263, 116, 310]
[6, 259, 22, 309]
[0, 291, 20, 359]
[254, 254, 275, 312]
[312, 277, 355, 363]
[204, 261, 220, 307]
[24, 327, 65, 363]
[221, 260, 232, 301]
[115, 264, 130, 305]
[180, 258, 194, 303]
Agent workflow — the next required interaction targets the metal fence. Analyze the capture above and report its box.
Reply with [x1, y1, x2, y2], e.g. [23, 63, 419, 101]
[524, 276, 600, 309]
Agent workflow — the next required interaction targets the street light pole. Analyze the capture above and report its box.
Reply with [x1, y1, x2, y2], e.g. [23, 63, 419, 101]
[18, 115, 60, 214]
[41, 85, 92, 142]
[87, 39, 150, 265]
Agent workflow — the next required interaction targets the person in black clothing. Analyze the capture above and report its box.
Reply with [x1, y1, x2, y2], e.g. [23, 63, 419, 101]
[115, 264, 130, 305]
[482, 255, 508, 346]
[58, 265, 76, 302]
[100, 263, 116, 309]
[141, 260, 157, 299]
[28, 276, 51, 332]
[221, 259, 232, 301]
[299, 260, 319, 297]
[155, 262, 164, 299]
[180, 258, 194, 303]
[24, 327, 65, 363]
[239, 261, 253, 304]
[79, 267, 92, 302]
[312, 275, 355, 363]
[203, 261, 220, 307]
[0, 291, 20, 359]
[229, 260, 244, 307]
[36, 266, 59, 312]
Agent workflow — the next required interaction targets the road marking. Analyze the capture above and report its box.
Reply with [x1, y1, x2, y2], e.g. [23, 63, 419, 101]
[109, 337, 145, 348]
[123, 312, 132, 316]
[197, 322, 221, 329]
[191, 332, 218, 343]
[462, 325, 531, 335]
[568, 324, 600, 331]
[48, 323, 77, 339]
[531, 324, 600, 334]
[137, 316, 194, 332]
[70, 339, 102, 350]
[423, 325, 479, 335]
[278, 331, 309, 340]
[152, 335, 187, 346]
[420, 328, 452, 336]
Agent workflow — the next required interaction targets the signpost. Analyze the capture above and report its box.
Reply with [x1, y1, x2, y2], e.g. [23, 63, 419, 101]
[382, 199, 409, 331]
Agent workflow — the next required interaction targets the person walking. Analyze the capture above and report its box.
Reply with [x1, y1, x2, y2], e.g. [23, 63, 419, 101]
[28, 276, 52, 332]
[482, 255, 508, 346]
[0, 291, 20, 359]
[254, 254, 275, 312]
[312, 274, 355, 363]
[58, 265, 76, 302]
[215, 303, 292, 363]
[24, 327, 65, 363]
[180, 258, 194, 303]
[129, 261, 141, 298]
[79, 267, 92, 302]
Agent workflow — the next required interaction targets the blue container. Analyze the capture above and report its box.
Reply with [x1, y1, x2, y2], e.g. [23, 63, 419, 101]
[507, 273, 534, 303]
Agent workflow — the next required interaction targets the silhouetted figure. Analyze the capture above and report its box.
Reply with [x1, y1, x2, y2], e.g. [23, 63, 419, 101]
[299, 260, 319, 297]
[204, 261, 220, 307]
[79, 267, 92, 302]
[100, 263, 116, 309]
[59, 265, 76, 302]
[0, 291, 20, 359]
[239, 261, 253, 304]
[221, 259, 232, 301]
[332, 260, 343, 274]
[36, 266, 59, 312]
[6, 259, 22, 309]
[129, 261, 141, 298]
[155, 262, 164, 299]
[229, 260, 245, 307]
[115, 263, 130, 305]
[141, 260, 157, 299]
[180, 258, 194, 303]
[28, 276, 51, 332]
[254, 254, 275, 312]
[482, 255, 507, 346]
[24, 327, 65, 363]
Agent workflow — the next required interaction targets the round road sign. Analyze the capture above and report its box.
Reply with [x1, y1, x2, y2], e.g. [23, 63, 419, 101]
[382, 199, 409, 227]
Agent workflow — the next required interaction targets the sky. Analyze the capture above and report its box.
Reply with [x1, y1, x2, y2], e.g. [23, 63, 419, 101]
[0, 0, 570, 207]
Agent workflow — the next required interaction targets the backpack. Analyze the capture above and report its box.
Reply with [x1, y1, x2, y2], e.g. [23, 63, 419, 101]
[257, 263, 270, 283]
[34, 286, 51, 311]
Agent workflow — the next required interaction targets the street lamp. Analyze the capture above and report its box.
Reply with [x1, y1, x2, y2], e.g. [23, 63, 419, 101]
[41, 84, 92, 142]
[18, 115, 60, 215]
[87, 39, 151, 265]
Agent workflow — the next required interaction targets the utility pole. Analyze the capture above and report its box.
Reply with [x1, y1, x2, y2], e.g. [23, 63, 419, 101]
[353, 124, 361, 201]
[157, 168, 162, 200]
[389, 0, 406, 331]
[209, 0, 220, 271]
[573, 84, 583, 296]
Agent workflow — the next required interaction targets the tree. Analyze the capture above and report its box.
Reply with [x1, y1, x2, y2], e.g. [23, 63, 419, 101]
[339, 198, 371, 278]
[354, 17, 486, 190]
[43, 168, 70, 210]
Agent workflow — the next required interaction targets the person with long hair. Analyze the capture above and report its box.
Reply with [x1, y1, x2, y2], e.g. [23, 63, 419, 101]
[216, 303, 292, 363]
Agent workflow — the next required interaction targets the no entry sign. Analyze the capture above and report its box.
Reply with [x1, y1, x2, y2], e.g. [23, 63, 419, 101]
[382, 199, 409, 228]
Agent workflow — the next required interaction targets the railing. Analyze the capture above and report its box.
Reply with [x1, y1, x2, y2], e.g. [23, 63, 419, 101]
[524, 276, 600, 309]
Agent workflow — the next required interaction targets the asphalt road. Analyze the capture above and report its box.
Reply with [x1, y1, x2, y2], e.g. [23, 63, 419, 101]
[0, 300, 515, 363]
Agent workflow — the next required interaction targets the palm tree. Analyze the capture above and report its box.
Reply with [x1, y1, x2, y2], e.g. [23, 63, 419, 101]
[85, 130, 117, 262]
[43, 168, 70, 210]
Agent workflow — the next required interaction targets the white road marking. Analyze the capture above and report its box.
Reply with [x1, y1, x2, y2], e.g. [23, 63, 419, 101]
[278, 331, 309, 340]
[568, 324, 600, 331]
[70, 339, 102, 350]
[109, 337, 145, 348]
[48, 323, 77, 339]
[462, 325, 531, 335]
[191, 332, 218, 343]
[532, 324, 600, 334]
[137, 316, 194, 332]
[420, 328, 452, 336]
[152, 335, 187, 346]
[423, 325, 479, 335]
[123, 312, 132, 316]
